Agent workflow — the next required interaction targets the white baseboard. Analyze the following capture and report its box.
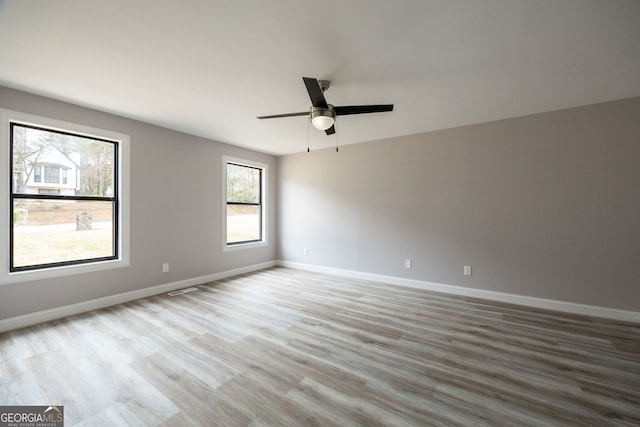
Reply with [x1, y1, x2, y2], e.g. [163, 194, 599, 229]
[0, 261, 276, 334]
[277, 260, 640, 323]
[3, 259, 637, 333]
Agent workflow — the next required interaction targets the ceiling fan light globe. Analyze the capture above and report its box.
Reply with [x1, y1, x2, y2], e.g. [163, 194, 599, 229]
[312, 115, 334, 131]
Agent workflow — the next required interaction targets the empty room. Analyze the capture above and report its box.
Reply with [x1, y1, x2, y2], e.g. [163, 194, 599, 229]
[1, 1, 639, 426]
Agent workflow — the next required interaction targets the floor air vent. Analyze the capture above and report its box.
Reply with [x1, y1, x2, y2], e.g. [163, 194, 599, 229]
[167, 287, 199, 296]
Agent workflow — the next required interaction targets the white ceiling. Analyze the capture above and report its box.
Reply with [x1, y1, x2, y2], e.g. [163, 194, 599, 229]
[1, 0, 639, 155]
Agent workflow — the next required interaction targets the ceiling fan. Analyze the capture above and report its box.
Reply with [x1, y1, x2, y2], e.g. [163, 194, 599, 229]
[257, 77, 394, 136]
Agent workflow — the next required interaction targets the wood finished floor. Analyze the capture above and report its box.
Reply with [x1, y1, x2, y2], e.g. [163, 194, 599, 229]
[1, 267, 639, 426]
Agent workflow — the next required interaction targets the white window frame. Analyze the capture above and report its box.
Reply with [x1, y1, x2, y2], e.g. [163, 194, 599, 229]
[0, 109, 130, 284]
[222, 155, 267, 252]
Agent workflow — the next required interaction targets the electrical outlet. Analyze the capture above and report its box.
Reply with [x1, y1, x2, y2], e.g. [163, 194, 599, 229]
[303, 248, 309, 256]
[464, 265, 472, 276]
[162, 263, 169, 273]
[404, 259, 412, 269]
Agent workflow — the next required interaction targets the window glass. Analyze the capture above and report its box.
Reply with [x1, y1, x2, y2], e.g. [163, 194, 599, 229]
[226, 204, 261, 243]
[227, 163, 261, 204]
[44, 166, 60, 183]
[12, 199, 114, 268]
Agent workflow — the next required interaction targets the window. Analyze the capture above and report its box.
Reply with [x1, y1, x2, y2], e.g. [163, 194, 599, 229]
[224, 157, 266, 248]
[44, 164, 61, 184]
[10, 122, 117, 271]
[1, 109, 130, 283]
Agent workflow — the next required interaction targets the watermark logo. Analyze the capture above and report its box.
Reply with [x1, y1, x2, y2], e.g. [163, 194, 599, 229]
[0, 406, 63, 427]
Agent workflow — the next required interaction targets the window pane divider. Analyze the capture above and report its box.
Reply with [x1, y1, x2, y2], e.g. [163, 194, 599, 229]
[226, 201, 260, 206]
[12, 194, 116, 202]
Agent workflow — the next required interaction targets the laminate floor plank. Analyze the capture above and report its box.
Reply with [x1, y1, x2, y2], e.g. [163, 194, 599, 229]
[1, 267, 638, 426]
[214, 374, 336, 427]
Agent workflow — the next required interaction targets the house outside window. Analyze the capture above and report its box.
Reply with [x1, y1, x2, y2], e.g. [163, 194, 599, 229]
[224, 156, 267, 249]
[1, 108, 130, 283]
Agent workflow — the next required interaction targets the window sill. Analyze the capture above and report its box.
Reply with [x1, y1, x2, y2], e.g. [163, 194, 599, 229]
[223, 240, 268, 252]
[1, 257, 129, 285]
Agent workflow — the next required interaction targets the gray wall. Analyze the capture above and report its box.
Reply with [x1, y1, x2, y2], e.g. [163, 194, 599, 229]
[278, 97, 640, 311]
[0, 86, 277, 320]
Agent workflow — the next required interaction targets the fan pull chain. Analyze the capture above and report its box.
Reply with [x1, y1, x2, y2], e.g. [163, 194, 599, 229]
[335, 120, 339, 152]
[307, 118, 310, 153]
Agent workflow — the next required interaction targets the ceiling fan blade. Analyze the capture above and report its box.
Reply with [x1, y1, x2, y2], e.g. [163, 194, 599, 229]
[303, 77, 328, 108]
[257, 111, 309, 119]
[334, 104, 394, 116]
[325, 125, 336, 135]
